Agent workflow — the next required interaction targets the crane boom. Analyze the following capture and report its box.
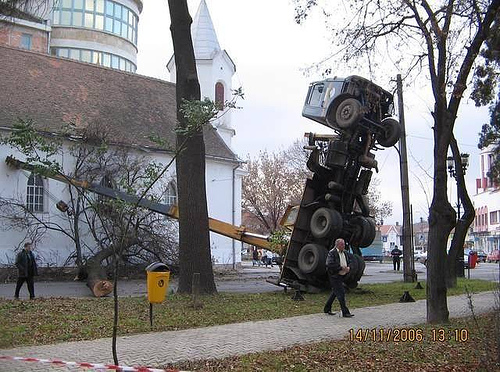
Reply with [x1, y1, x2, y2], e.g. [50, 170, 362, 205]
[5, 156, 274, 251]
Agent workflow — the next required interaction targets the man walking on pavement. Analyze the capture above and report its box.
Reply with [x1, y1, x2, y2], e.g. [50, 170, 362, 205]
[14, 242, 38, 299]
[391, 245, 403, 271]
[324, 238, 354, 318]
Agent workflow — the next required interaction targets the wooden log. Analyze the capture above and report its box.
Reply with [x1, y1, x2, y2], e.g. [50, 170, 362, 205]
[87, 277, 113, 297]
[84, 248, 114, 297]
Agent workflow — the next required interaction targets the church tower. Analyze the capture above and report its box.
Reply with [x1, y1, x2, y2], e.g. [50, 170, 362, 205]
[167, 0, 236, 149]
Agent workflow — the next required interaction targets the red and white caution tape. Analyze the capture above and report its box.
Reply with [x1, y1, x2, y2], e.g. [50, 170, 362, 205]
[0, 355, 182, 371]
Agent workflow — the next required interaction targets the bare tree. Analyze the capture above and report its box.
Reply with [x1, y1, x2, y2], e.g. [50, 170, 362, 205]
[293, 0, 500, 323]
[242, 149, 306, 234]
[366, 178, 393, 224]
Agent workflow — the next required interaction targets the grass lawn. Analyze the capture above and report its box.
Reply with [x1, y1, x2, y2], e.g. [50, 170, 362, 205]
[0, 278, 496, 349]
[168, 313, 499, 371]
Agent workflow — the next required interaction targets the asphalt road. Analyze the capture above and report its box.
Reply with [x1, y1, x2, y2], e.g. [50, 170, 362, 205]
[0, 260, 497, 299]
[360, 260, 500, 284]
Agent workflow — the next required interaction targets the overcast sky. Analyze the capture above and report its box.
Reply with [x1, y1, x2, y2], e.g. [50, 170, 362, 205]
[136, 0, 490, 225]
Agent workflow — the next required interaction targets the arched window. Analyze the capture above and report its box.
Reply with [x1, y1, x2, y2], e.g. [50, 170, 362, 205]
[165, 181, 177, 207]
[27, 173, 44, 212]
[215, 82, 224, 110]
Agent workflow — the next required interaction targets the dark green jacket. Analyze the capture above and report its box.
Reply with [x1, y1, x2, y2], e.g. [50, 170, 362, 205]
[15, 250, 38, 278]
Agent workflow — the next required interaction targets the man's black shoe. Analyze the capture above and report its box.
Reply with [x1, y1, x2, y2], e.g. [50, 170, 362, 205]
[324, 311, 336, 316]
[342, 313, 354, 318]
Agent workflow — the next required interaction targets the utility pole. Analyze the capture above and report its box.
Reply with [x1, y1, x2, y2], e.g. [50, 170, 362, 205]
[396, 74, 415, 283]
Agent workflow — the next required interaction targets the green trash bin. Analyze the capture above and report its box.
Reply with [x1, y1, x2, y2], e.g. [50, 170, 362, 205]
[146, 262, 170, 304]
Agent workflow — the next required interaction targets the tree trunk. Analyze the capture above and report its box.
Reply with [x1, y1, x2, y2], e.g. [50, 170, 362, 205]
[80, 247, 114, 297]
[427, 102, 454, 324]
[167, 0, 216, 294]
[446, 137, 475, 288]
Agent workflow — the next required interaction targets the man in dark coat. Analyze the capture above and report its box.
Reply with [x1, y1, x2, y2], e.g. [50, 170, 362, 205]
[14, 242, 38, 299]
[324, 238, 354, 317]
[391, 245, 403, 271]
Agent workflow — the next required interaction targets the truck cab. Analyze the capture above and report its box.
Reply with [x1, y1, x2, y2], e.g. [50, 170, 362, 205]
[302, 76, 400, 148]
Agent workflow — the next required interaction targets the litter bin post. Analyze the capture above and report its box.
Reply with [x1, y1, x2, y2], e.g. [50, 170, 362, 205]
[146, 262, 170, 304]
[146, 262, 170, 329]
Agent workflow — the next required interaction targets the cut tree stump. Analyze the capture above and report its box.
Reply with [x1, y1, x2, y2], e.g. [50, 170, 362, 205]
[85, 258, 113, 297]
[87, 277, 113, 297]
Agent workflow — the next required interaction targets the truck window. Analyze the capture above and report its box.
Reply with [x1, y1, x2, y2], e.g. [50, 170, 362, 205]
[307, 83, 324, 107]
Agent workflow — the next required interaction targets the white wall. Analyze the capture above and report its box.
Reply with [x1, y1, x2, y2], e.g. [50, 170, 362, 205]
[205, 158, 242, 266]
[0, 144, 79, 266]
[0, 140, 242, 266]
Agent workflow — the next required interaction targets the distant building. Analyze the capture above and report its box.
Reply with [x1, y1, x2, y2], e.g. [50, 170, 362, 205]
[412, 217, 429, 253]
[471, 145, 500, 253]
[379, 223, 402, 254]
[1, 0, 142, 72]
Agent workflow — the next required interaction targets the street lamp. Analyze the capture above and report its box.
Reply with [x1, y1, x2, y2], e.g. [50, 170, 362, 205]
[446, 153, 469, 277]
[446, 153, 470, 219]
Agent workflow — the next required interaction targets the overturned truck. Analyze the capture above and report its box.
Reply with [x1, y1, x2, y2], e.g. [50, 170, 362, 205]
[275, 76, 401, 292]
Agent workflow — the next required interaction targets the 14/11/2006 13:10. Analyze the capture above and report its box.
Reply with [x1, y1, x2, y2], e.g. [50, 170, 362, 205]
[349, 328, 470, 343]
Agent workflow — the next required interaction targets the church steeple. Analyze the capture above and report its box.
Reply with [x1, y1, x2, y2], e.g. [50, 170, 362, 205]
[166, 0, 236, 150]
[191, 0, 221, 59]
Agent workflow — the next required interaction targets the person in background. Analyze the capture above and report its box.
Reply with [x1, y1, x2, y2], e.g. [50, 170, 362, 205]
[324, 238, 354, 318]
[391, 245, 403, 271]
[252, 247, 259, 266]
[14, 242, 38, 300]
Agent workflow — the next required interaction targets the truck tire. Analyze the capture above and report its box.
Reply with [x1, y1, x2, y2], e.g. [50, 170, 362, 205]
[298, 243, 327, 275]
[344, 253, 365, 289]
[310, 207, 343, 239]
[353, 254, 365, 282]
[377, 118, 401, 147]
[350, 216, 376, 248]
[335, 97, 362, 129]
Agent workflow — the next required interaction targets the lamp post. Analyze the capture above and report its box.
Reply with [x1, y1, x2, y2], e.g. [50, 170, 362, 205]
[446, 153, 469, 277]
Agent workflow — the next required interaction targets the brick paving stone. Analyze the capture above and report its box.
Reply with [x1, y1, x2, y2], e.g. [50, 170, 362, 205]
[0, 291, 496, 371]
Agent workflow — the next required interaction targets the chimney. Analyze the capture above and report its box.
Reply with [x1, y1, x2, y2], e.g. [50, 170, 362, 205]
[420, 217, 423, 223]
[396, 222, 399, 226]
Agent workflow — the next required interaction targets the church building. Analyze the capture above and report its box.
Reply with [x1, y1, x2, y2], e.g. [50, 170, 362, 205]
[0, 0, 244, 268]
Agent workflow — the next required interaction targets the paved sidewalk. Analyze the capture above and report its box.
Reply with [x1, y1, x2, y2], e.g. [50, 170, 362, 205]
[0, 291, 496, 371]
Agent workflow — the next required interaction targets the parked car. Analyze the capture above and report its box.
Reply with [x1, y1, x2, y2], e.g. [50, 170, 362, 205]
[487, 249, 500, 263]
[414, 251, 427, 263]
[271, 255, 283, 266]
[475, 250, 488, 263]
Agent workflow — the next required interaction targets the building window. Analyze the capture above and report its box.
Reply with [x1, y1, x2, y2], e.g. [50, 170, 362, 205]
[51, 47, 136, 72]
[215, 82, 224, 110]
[165, 182, 177, 207]
[27, 174, 44, 212]
[20, 34, 32, 50]
[491, 211, 498, 225]
[53, 0, 139, 45]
